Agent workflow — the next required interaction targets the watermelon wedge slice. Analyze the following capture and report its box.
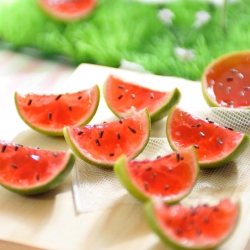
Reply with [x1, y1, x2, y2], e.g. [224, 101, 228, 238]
[103, 75, 181, 122]
[202, 51, 250, 108]
[15, 85, 100, 136]
[166, 106, 250, 168]
[63, 108, 151, 168]
[144, 198, 239, 250]
[114, 146, 199, 203]
[0, 140, 75, 195]
[38, 0, 97, 22]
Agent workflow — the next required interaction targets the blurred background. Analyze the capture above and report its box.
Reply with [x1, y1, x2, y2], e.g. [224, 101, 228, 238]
[0, 0, 248, 80]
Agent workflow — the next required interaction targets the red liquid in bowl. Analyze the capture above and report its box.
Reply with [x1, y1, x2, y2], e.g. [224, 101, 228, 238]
[203, 52, 250, 108]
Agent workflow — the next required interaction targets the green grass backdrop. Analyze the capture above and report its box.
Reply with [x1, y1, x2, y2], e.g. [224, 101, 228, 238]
[0, 0, 249, 80]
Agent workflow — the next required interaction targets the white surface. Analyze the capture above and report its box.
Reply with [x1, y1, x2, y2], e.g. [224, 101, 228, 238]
[69, 64, 250, 250]
[0, 49, 250, 250]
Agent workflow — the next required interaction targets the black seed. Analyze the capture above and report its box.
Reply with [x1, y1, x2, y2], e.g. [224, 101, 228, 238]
[217, 138, 223, 145]
[48, 112, 52, 119]
[176, 152, 180, 162]
[206, 118, 214, 123]
[213, 207, 219, 212]
[68, 105, 72, 111]
[53, 152, 58, 157]
[204, 218, 209, 223]
[200, 132, 205, 137]
[144, 182, 149, 190]
[176, 229, 183, 235]
[55, 94, 62, 100]
[36, 174, 40, 181]
[118, 94, 123, 99]
[131, 94, 135, 99]
[10, 164, 17, 169]
[146, 167, 152, 171]
[180, 156, 184, 160]
[227, 76, 233, 81]
[194, 144, 199, 149]
[164, 185, 169, 190]
[189, 220, 195, 225]
[196, 229, 202, 235]
[1, 144, 6, 153]
[117, 133, 121, 139]
[191, 123, 201, 128]
[109, 153, 114, 157]
[14, 145, 19, 151]
[157, 155, 161, 159]
[119, 118, 123, 124]
[78, 130, 83, 135]
[103, 121, 107, 124]
[99, 130, 104, 138]
[95, 139, 100, 146]
[225, 126, 234, 131]
[128, 126, 136, 134]
[191, 208, 198, 216]
[150, 93, 154, 99]
[27, 99, 32, 106]
[36, 147, 40, 149]
[118, 85, 124, 89]
[78, 96, 82, 100]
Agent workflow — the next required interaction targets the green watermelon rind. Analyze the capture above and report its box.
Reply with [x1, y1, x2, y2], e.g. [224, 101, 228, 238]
[201, 51, 250, 108]
[144, 200, 240, 250]
[166, 105, 250, 168]
[150, 88, 181, 122]
[0, 151, 75, 195]
[144, 200, 190, 250]
[63, 108, 151, 168]
[114, 155, 148, 201]
[14, 85, 100, 137]
[201, 82, 220, 108]
[103, 77, 181, 123]
[114, 146, 199, 203]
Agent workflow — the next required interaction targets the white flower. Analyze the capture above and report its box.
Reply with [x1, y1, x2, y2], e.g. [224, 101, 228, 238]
[174, 47, 195, 61]
[193, 10, 211, 28]
[208, 0, 239, 6]
[119, 59, 148, 73]
[158, 8, 175, 25]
